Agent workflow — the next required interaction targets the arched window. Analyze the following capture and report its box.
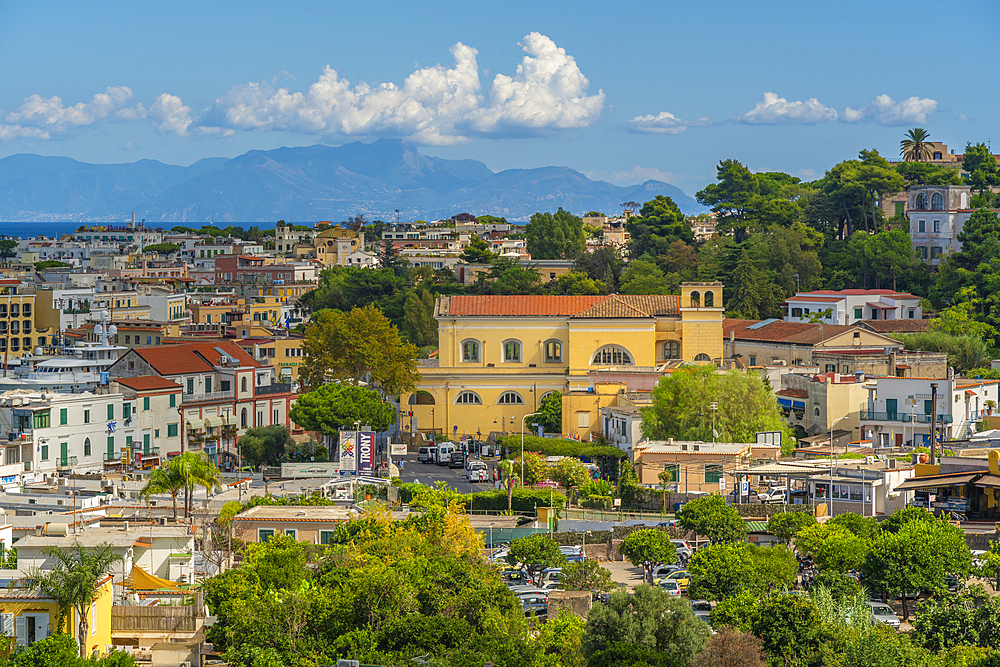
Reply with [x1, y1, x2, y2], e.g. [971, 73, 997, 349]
[592, 345, 633, 365]
[814, 407, 821, 417]
[461, 339, 480, 362]
[690, 291, 701, 308]
[664, 341, 680, 360]
[503, 339, 522, 363]
[915, 193, 928, 210]
[241, 408, 248, 427]
[455, 391, 482, 405]
[539, 390, 559, 401]
[498, 391, 525, 405]
[409, 391, 435, 405]
[704, 291, 714, 307]
[241, 377, 247, 392]
[544, 339, 563, 362]
[930, 192, 944, 211]
[694, 353, 711, 362]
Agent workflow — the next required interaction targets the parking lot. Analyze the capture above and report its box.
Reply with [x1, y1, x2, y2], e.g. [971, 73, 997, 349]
[395, 452, 500, 495]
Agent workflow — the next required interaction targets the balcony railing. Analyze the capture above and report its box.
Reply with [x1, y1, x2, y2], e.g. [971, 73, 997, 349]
[5, 432, 31, 443]
[255, 382, 292, 396]
[103, 451, 122, 462]
[181, 390, 234, 404]
[137, 448, 161, 459]
[860, 410, 953, 424]
[57, 456, 78, 469]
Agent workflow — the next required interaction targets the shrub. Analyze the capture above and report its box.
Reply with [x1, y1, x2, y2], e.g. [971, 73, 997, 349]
[581, 495, 613, 509]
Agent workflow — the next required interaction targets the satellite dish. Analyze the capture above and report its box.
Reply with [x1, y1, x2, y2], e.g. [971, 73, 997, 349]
[34, 348, 42, 355]
[94, 324, 104, 335]
[108, 325, 118, 336]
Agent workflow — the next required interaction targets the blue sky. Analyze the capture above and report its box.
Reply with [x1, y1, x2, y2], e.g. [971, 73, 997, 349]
[1, 0, 996, 195]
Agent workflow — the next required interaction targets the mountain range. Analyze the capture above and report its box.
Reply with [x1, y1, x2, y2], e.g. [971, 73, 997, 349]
[0, 139, 705, 222]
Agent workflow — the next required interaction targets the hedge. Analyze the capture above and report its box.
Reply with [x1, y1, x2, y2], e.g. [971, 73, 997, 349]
[581, 495, 613, 509]
[496, 435, 627, 460]
[397, 482, 566, 514]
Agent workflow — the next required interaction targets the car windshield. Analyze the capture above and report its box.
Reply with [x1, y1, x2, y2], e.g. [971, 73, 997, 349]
[660, 581, 677, 588]
[691, 602, 711, 611]
[871, 605, 894, 615]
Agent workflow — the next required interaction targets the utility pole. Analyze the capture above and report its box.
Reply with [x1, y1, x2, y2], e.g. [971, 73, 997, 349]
[929, 383, 938, 465]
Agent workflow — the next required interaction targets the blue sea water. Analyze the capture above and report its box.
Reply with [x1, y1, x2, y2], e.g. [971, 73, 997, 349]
[1, 221, 87, 239]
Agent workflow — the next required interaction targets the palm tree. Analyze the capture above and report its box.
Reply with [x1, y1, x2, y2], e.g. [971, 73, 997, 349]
[30, 543, 122, 659]
[140, 465, 185, 519]
[900, 127, 934, 162]
[175, 452, 222, 517]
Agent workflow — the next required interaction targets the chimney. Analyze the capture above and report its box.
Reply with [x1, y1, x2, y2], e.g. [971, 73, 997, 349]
[948, 367, 955, 381]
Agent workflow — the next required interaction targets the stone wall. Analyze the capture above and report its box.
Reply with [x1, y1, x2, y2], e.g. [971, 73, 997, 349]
[548, 590, 593, 620]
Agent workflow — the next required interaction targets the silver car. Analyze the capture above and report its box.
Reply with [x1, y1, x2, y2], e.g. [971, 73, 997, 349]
[690, 600, 713, 624]
[868, 602, 901, 630]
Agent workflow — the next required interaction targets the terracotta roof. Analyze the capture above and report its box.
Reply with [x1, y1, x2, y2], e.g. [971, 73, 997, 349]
[441, 295, 604, 317]
[724, 319, 854, 345]
[440, 294, 679, 318]
[116, 376, 183, 392]
[805, 289, 918, 298]
[861, 319, 930, 334]
[123, 339, 261, 376]
[785, 296, 842, 303]
[777, 389, 809, 398]
[573, 295, 680, 318]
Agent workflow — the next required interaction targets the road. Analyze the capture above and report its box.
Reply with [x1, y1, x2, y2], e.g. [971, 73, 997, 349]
[395, 452, 499, 495]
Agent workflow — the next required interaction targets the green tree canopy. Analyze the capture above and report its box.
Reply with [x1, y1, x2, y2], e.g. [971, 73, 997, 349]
[687, 542, 795, 601]
[642, 366, 794, 447]
[625, 195, 693, 258]
[619, 529, 677, 582]
[290, 384, 396, 435]
[505, 534, 566, 580]
[619, 258, 679, 295]
[535, 391, 563, 435]
[300, 305, 419, 394]
[143, 242, 181, 255]
[238, 425, 293, 468]
[459, 234, 495, 263]
[766, 510, 817, 543]
[526, 208, 585, 259]
[676, 494, 748, 544]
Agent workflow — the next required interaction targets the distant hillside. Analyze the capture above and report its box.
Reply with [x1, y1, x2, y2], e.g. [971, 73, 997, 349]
[0, 139, 706, 222]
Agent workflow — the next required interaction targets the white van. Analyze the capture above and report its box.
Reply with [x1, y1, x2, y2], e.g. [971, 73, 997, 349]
[436, 443, 456, 465]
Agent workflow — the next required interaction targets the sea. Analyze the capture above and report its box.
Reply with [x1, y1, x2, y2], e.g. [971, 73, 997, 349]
[0, 221, 259, 239]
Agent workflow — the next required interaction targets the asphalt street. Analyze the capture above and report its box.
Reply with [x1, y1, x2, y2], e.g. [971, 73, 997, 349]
[394, 452, 499, 495]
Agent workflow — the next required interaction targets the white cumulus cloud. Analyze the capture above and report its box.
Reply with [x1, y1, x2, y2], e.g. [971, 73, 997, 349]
[626, 111, 710, 135]
[842, 94, 937, 125]
[737, 92, 839, 124]
[179, 32, 603, 144]
[4, 86, 140, 133]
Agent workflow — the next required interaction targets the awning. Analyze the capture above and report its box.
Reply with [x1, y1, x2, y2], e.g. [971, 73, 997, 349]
[185, 418, 205, 431]
[966, 390, 978, 397]
[895, 474, 979, 491]
[204, 416, 222, 428]
[778, 398, 791, 407]
[974, 474, 1000, 489]
[122, 564, 181, 591]
[866, 302, 895, 309]
[792, 401, 805, 409]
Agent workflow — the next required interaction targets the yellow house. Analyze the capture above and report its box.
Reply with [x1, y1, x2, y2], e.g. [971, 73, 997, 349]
[0, 575, 113, 656]
[294, 225, 362, 267]
[402, 283, 724, 441]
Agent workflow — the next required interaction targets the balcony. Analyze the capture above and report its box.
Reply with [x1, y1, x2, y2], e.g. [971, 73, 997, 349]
[860, 410, 953, 424]
[181, 390, 234, 404]
[103, 451, 122, 463]
[5, 432, 31, 444]
[137, 448, 160, 461]
[57, 456, 78, 469]
[255, 382, 292, 396]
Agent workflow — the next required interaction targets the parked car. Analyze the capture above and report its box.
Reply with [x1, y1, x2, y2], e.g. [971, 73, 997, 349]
[524, 602, 548, 618]
[658, 579, 682, 597]
[436, 443, 456, 465]
[467, 461, 489, 483]
[541, 581, 564, 591]
[671, 540, 693, 560]
[726, 488, 761, 504]
[867, 602, 901, 630]
[540, 568, 562, 584]
[758, 486, 789, 503]
[651, 564, 681, 581]
[417, 447, 433, 463]
[662, 570, 690, 591]
[502, 570, 530, 585]
[690, 600, 713, 624]
[449, 450, 466, 469]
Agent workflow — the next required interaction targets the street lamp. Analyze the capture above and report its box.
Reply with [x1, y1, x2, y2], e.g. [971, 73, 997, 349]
[520, 412, 541, 485]
[829, 415, 849, 516]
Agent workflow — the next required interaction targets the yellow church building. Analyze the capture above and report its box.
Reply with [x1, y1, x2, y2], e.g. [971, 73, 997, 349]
[403, 283, 724, 442]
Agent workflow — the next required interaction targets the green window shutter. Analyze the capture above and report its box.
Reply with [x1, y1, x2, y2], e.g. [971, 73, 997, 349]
[704, 464, 723, 484]
[167, 424, 178, 438]
[124, 404, 131, 419]
[107, 404, 114, 420]
[41, 445, 48, 460]
[320, 531, 334, 545]
[143, 434, 150, 455]
[107, 436, 115, 456]
[169, 394, 176, 408]
[60, 409, 67, 426]
[259, 530, 275, 543]
[143, 397, 150, 410]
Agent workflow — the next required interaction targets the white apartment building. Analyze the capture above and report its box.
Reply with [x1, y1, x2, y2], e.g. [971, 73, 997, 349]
[859, 375, 1000, 447]
[782, 289, 922, 325]
[908, 184, 975, 265]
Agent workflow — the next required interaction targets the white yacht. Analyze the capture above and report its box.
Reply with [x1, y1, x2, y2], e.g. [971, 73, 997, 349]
[0, 314, 125, 394]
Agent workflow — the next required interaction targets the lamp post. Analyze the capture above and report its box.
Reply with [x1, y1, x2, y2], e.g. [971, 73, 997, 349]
[829, 415, 849, 516]
[520, 412, 541, 485]
[709, 401, 718, 443]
